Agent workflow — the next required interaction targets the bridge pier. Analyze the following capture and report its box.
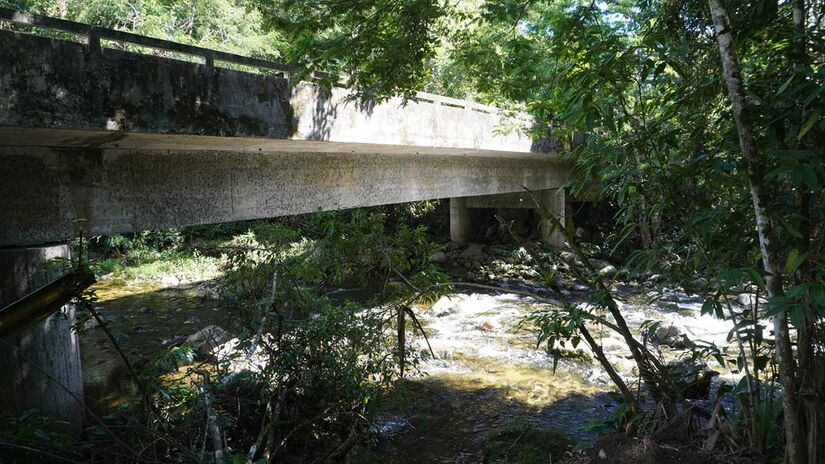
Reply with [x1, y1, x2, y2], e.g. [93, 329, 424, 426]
[450, 189, 567, 247]
[0, 244, 85, 435]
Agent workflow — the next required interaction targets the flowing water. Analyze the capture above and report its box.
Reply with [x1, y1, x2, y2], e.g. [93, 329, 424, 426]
[81, 264, 740, 462]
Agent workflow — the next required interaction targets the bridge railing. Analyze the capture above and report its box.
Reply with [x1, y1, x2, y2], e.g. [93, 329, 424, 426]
[0, 7, 296, 77]
[0, 7, 525, 117]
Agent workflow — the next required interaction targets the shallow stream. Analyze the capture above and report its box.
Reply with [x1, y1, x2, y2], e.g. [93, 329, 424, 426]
[80, 257, 741, 462]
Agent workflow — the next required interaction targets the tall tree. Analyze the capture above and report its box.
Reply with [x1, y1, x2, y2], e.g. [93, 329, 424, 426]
[707, 1, 804, 462]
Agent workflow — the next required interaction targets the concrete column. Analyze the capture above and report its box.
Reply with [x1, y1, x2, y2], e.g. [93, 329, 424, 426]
[450, 197, 473, 242]
[0, 245, 85, 435]
[539, 189, 567, 248]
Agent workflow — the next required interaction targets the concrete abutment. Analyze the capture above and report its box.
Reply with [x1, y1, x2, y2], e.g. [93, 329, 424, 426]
[449, 189, 568, 247]
[0, 244, 85, 435]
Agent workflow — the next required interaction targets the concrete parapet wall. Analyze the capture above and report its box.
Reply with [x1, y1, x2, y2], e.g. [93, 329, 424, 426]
[290, 84, 534, 151]
[0, 30, 293, 138]
[0, 29, 537, 152]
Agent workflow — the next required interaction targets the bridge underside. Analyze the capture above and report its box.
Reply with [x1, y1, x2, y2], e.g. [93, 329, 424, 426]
[0, 127, 570, 247]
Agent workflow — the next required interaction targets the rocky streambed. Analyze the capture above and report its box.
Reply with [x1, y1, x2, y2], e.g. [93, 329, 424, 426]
[79, 242, 761, 462]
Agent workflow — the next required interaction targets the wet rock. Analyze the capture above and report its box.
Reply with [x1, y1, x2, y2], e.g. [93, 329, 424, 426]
[559, 251, 577, 264]
[185, 325, 230, 357]
[195, 283, 220, 300]
[650, 325, 685, 349]
[480, 321, 496, 332]
[735, 293, 767, 307]
[648, 274, 665, 283]
[161, 335, 187, 348]
[598, 264, 617, 277]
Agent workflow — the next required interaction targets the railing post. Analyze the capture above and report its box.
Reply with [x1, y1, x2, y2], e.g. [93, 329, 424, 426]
[87, 27, 101, 59]
[202, 52, 215, 105]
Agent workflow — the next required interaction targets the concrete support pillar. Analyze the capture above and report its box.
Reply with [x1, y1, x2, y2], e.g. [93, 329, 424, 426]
[539, 189, 567, 248]
[0, 245, 84, 435]
[450, 197, 473, 242]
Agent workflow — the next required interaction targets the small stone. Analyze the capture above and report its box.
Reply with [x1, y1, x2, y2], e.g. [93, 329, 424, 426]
[431, 250, 448, 263]
[598, 265, 617, 277]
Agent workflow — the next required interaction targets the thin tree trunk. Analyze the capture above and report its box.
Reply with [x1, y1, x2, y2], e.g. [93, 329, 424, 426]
[707, 1, 805, 463]
[397, 307, 406, 378]
[579, 324, 636, 409]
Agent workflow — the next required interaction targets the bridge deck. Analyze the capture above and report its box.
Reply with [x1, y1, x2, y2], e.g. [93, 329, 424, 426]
[0, 128, 570, 247]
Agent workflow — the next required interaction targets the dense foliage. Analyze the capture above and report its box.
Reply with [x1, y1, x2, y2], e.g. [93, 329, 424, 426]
[241, 0, 825, 461]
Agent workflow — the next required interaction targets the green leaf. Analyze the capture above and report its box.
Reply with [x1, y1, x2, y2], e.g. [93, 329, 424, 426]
[742, 267, 767, 291]
[776, 74, 794, 95]
[788, 303, 807, 329]
[798, 107, 824, 140]
[785, 248, 809, 274]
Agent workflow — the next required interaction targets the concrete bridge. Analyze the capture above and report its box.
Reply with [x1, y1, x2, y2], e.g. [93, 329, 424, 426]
[0, 8, 571, 430]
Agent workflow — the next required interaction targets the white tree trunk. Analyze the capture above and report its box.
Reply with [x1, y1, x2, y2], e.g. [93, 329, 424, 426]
[707, 1, 804, 463]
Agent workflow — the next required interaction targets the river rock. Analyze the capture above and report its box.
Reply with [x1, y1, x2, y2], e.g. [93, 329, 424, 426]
[459, 243, 485, 261]
[650, 325, 685, 348]
[160, 275, 180, 287]
[186, 325, 231, 357]
[598, 264, 617, 277]
[735, 293, 767, 307]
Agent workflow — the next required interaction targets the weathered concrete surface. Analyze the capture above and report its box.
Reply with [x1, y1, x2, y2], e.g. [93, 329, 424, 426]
[0, 30, 293, 138]
[0, 129, 570, 247]
[464, 191, 551, 209]
[0, 29, 537, 151]
[0, 244, 84, 435]
[291, 85, 534, 151]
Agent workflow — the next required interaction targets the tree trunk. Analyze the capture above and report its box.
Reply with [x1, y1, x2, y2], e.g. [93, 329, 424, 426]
[707, 1, 805, 462]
